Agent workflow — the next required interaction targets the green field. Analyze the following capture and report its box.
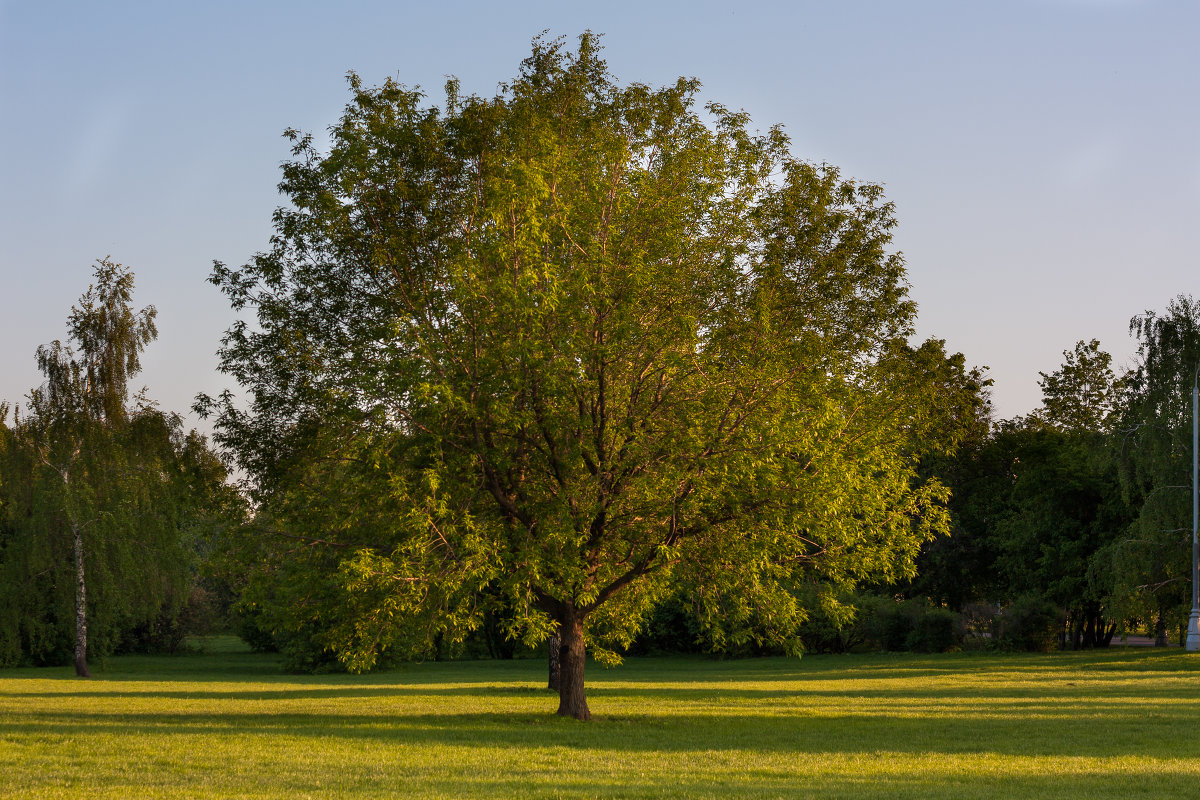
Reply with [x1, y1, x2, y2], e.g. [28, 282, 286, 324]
[2, 640, 1200, 799]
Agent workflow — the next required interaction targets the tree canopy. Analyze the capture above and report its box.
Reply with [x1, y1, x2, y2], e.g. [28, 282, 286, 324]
[1036, 339, 1121, 433]
[1107, 296, 1200, 635]
[914, 338, 1133, 647]
[202, 34, 984, 719]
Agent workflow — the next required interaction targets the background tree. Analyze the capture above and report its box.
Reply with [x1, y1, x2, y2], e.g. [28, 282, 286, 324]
[30, 258, 158, 677]
[202, 34, 979, 719]
[990, 425, 1128, 647]
[1107, 296, 1200, 643]
[0, 260, 234, 673]
[1026, 339, 1129, 646]
[907, 372, 996, 611]
[914, 340, 1131, 648]
[1035, 339, 1121, 433]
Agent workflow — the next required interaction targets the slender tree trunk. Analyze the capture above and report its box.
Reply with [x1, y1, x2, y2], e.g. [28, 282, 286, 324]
[1099, 619, 1115, 648]
[73, 525, 91, 678]
[1082, 614, 1096, 648]
[555, 613, 590, 721]
[1154, 611, 1168, 647]
[547, 631, 560, 691]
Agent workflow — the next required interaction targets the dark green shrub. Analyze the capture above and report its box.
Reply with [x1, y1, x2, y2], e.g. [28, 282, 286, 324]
[879, 606, 914, 651]
[119, 608, 187, 654]
[234, 604, 280, 654]
[906, 607, 957, 652]
[851, 596, 962, 653]
[998, 595, 1062, 652]
[861, 598, 917, 652]
[795, 591, 868, 654]
[627, 594, 709, 656]
[958, 602, 1000, 650]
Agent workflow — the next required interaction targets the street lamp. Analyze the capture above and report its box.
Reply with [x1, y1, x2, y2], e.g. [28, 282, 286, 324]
[1188, 365, 1200, 651]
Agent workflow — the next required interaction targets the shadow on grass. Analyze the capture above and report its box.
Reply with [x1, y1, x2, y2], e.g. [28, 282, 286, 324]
[14, 758, 1200, 800]
[6, 647, 1199, 707]
[4, 693, 1200, 760]
[9, 678, 1200, 706]
[6, 648, 1193, 683]
[6, 649, 1200, 799]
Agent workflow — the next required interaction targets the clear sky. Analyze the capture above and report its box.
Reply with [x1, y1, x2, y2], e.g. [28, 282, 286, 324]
[2, 0, 1197, 429]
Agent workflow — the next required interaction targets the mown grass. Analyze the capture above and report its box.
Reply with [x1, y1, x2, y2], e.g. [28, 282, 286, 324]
[2, 639, 1200, 798]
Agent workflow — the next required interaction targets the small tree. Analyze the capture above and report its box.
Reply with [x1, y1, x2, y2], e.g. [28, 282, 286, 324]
[28, 259, 158, 675]
[0, 259, 222, 675]
[1036, 339, 1121, 433]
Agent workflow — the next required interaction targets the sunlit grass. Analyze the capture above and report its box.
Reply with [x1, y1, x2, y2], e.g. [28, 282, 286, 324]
[3, 639, 1200, 798]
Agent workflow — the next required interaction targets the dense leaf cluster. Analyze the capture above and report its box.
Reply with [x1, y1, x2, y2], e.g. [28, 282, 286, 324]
[199, 34, 984, 715]
[909, 301, 1200, 650]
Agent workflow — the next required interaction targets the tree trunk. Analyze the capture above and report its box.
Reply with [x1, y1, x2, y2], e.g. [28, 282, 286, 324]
[1099, 620, 1115, 647]
[547, 631, 560, 691]
[555, 614, 590, 721]
[1082, 613, 1096, 648]
[1154, 611, 1168, 647]
[73, 525, 91, 678]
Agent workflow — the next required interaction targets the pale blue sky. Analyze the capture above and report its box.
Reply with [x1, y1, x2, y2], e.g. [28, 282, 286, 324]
[2, 1, 1197, 427]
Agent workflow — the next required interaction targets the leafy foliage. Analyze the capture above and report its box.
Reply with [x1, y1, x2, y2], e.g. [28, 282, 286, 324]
[1035, 339, 1121, 433]
[201, 34, 982, 717]
[914, 340, 1132, 648]
[1107, 296, 1200, 636]
[0, 260, 239, 670]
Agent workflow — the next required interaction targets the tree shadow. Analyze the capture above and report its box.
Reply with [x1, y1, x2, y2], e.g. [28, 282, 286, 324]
[3, 696, 1198, 760]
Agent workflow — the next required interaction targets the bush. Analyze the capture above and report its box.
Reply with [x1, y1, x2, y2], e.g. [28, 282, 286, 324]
[119, 609, 187, 655]
[906, 607, 958, 653]
[855, 597, 960, 653]
[795, 591, 868, 654]
[234, 604, 280, 654]
[627, 595, 706, 655]
[997, 595, 1062, 652]
[883, 604, 918, 651]
[959, 602, 999, 649]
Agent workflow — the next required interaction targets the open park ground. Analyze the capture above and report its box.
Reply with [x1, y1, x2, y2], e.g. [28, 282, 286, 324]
[2, 639, 1199, 799]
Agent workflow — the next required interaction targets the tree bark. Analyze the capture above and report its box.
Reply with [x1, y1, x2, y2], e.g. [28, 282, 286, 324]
[73, 525, 91, 678]
[555, 614, 589, 721]
[1155, 611, 1168, 647]
[1099, 620, 1115, 648]
[1082, 613, 1097, 648]
[547, 631, 560, 691]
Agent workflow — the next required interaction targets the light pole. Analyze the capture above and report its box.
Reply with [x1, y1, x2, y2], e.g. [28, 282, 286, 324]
[1188, 365, 1200, 651]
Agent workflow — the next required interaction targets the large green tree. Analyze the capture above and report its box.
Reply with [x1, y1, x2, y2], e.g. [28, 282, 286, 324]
[202, 34, 979, 719]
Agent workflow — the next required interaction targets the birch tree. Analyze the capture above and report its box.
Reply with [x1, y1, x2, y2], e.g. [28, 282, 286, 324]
[0, 259, 200, 675]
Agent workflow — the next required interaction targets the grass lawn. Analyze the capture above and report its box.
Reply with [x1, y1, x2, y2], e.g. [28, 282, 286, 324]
[2, 639, 1200, 798]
